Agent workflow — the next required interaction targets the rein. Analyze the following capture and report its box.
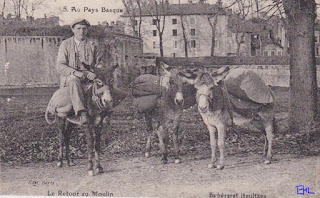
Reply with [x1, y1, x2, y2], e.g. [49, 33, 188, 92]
[91, 79, 110, 110]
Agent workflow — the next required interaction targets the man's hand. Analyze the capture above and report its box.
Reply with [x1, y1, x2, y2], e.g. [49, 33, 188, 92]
[85, 71, 96, 80]
[73, 70, 85, 79]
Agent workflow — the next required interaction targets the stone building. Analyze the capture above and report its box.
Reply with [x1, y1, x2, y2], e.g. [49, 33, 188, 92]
[121, 1, 235, 57]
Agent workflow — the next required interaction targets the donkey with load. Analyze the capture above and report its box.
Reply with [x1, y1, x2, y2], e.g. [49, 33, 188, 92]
[131, 63, 195, 164]
[180, 67, 275, 170]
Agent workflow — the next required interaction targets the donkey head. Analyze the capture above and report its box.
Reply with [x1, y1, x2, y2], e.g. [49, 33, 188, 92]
[90, 64, 116, 110]
[179, 66, 233, 113]
[160, 62, 184, 106]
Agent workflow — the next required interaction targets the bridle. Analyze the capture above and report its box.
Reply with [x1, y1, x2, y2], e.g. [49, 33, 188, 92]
[91, 79, 111, 110]
[196, 88, 213, 110]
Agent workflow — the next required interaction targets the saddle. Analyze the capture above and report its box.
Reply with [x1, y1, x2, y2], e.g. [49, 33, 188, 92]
[45, 82, 95, 124]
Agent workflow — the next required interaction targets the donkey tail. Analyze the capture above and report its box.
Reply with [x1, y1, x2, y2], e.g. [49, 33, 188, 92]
[45, 104, 57, 125]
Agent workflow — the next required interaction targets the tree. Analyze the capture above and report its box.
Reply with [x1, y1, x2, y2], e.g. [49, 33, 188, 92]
[121, 0, 143, 37]
[143, 0, 168, 57]
[282, 0, 318, 133]
[178, 0, 188, 57]
[202, 1, 222, 57]
[234, 0, 250, 56]
[21, 0, 46, 17]
[1, 0, 6, 24]
[11, 0, 23, 19]
[228, 0, 318, 134]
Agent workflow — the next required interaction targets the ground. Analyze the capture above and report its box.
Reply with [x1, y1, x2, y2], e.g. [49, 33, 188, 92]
[0, 87, 319, 197]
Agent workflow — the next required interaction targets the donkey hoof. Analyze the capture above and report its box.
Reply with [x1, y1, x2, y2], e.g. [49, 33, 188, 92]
[67, 162, 76, 167]
[95, 167, 104, 174]
[161, 159, 168, 164]
[88, 170, 94, 176]
[174, 158, 181, 164]
[264, 160, 271, 164]
[216, 165, 224, 170]
[57, 161, 63, 168]
[145, 152, 150, 158]
[208, 163, 215, 169]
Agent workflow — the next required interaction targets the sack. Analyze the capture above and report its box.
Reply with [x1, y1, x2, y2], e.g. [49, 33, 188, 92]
[225, 69, 274, 104]
[133, 95, 158, 113]
[46, 87, 73, 117]
[132, 74, 161, 97]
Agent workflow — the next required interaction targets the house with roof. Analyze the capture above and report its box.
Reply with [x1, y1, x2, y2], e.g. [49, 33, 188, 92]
[227, 15, 287, 57]
[121, 0, 237, 57]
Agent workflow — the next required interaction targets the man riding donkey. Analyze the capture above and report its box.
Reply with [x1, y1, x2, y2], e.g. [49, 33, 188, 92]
[56, 19, 104, 126]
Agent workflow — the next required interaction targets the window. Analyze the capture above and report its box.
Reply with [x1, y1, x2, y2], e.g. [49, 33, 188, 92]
[317, 47, 319, 56]
[133, 20, 138, 26]
[190, 18, 195, 24]
[315, 36, 319, 43]
[172, 18, 177, 24]
[191, 40, 196, 48]
[174, 41, 178, 48]
[278, 51, 282, 56]
[153, 41, 156, 49]
[173, 53, 176, 57]
[173, 29, 177, 36]
[271, 51, 275, 56]
[153, 30, 157, 37]
[215, 40, 219, 48]
[263, 51, 268, 56]
[191, 29, 196, 36]
[152, 19, 157, 25]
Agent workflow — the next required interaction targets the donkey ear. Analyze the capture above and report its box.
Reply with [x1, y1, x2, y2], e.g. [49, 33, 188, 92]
[210, 66, 235, 85]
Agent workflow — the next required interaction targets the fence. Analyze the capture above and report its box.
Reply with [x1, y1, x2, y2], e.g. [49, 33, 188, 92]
[0, 36, 62, 88]
[0, 35, 143, 89]
[157, 57, 320, 87]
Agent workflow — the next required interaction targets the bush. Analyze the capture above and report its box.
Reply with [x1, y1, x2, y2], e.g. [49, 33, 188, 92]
[0, 24, 106, 39]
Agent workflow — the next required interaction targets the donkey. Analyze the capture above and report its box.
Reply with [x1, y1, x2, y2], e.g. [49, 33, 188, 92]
[180, 67, 275, 170]
[132, 63, 187, 164]
[45, 66, 126, 176]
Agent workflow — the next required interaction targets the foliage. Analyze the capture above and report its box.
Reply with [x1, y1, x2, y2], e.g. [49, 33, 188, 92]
[0, 24, 106, 39]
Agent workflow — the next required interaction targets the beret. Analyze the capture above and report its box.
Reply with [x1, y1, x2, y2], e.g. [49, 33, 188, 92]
[70, 19, 91, 28]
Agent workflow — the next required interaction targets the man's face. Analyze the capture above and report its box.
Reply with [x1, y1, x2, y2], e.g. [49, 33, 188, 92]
[72, 24, 88, 41]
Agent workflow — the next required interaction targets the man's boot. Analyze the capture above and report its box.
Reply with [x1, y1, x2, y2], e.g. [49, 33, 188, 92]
[67, 111, 88, 126]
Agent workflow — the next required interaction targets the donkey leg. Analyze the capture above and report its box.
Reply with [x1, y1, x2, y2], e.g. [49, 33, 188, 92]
[144, 114, 153, 158]
[207, 125, 217, 169]
[85, 125, 95, 176]
[65, 122, 75, 166]
[157, 126, 169, 164]
[94, 124, 104, 174]
[216, 124, 226, 170]
[264, 120, 274, 164]
[172, 126, 181, 164]
[57, 118, 66, 168]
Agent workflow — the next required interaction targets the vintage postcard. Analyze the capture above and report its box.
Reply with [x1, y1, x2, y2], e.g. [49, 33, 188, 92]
[0, 0, 319, 197]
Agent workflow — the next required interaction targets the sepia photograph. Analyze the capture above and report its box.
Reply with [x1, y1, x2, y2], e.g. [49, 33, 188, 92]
[0, 0, 319, 197]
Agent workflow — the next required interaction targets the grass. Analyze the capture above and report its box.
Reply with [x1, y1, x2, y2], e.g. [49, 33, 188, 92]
[0, 87, 319, 165]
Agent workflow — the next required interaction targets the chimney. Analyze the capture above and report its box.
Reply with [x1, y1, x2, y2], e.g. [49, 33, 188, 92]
[217, 0, 222, 7]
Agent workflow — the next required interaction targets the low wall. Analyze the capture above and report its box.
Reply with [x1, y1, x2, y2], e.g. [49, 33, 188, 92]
[204, 65, 320, 87]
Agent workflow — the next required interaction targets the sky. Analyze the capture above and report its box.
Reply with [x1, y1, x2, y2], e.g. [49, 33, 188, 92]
[0, 0, 220, 25]
[1, 0, 319, 25]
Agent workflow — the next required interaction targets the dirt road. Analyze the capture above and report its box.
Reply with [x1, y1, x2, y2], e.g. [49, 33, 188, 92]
[1, 153, 319, 197]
